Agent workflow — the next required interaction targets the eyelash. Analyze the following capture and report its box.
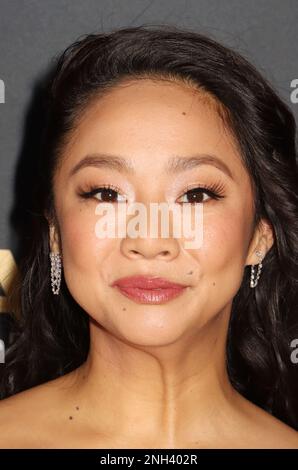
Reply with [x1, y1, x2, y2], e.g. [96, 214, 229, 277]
[178, 182, 225, 203]
[78, 182, 225, 204]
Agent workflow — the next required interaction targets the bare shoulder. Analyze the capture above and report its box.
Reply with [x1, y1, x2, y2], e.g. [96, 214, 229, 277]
[1, 376, 297, 449]
[234, 392, 298, 449]
[0, 372, 77, 449]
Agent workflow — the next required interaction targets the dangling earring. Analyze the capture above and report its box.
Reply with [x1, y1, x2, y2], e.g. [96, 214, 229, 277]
[250, 250, 263, 288]
[50, 252, 62, 295]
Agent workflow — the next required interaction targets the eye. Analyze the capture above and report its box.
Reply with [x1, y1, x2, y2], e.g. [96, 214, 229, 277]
[78, 182, 226, 204]
[78, 184, 127, 203]
[176, 184, 225, 204]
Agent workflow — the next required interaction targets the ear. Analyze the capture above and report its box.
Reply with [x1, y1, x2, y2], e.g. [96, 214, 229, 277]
[44, 210, 61, 253]
[245, 218, 274, 266]
[49, 224, 60, 253]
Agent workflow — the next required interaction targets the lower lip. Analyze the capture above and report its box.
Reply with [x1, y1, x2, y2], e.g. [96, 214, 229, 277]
[114, 286, 186, 304]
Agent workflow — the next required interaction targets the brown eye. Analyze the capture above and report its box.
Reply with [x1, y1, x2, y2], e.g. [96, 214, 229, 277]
[78, 185, 127, 203]
[95, 188, 120, 203]
[177, 188, 212, 204]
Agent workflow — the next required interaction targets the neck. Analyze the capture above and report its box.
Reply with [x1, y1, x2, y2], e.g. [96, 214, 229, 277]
[69, 304, 239, 447]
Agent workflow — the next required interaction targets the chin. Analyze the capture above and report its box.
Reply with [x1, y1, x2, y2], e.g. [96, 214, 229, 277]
[112, 320, 186, 346]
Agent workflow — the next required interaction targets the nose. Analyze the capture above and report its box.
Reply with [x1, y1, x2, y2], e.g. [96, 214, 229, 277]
[120, 235, 180, 261]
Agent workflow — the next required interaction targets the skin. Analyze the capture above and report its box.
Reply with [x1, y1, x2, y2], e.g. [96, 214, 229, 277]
[0, 78, 297, 449]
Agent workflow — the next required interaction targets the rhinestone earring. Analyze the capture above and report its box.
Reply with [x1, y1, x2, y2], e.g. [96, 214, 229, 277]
[250, 250, 263, 288]
[50, 252, 62, 295]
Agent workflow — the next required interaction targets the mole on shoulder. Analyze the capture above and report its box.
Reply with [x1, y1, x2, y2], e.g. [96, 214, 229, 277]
[122, 307, 126, 311]
[187, 271, 193, 275]
[182, 111, 186, 115]
[69, 416, 73, 420]
[75, 406, 79, 411]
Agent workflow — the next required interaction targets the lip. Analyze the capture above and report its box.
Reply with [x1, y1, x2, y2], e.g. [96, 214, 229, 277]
[111, 275, 188, 304]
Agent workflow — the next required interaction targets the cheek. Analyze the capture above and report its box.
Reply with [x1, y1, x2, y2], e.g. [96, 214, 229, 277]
[58, 205, 115, 279]
[197, 202, 252, 284]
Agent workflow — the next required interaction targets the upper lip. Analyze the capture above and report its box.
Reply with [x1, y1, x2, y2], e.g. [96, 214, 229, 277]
[111, 275, 188, 290]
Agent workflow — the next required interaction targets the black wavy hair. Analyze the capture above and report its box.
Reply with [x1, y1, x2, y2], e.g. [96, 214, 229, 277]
[1, 24, 298, 430]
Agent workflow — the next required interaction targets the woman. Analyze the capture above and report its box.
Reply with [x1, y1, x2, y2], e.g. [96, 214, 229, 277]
[0, 24, 298, 449]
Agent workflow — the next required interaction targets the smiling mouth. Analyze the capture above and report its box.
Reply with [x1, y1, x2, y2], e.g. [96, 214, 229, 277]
[113, 284, 187, 304]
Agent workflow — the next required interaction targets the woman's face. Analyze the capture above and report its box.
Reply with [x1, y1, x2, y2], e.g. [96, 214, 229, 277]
[50, 78, 268, 345]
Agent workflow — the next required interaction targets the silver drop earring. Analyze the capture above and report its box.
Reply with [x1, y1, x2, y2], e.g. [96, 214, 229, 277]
[50, 252, 62, 295]
[250, 250, 263, 288]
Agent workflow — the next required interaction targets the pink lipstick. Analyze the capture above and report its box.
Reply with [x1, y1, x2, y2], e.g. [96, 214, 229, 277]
[111, 275, 188, 304]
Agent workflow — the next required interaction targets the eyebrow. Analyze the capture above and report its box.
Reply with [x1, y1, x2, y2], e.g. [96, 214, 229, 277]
[69, 152, 234, 180]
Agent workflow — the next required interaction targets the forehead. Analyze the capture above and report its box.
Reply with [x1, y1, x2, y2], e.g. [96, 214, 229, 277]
[57, 78, 247, 180]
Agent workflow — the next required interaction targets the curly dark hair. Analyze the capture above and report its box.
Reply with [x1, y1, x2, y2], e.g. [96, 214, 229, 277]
[1, 24, 298, 430]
